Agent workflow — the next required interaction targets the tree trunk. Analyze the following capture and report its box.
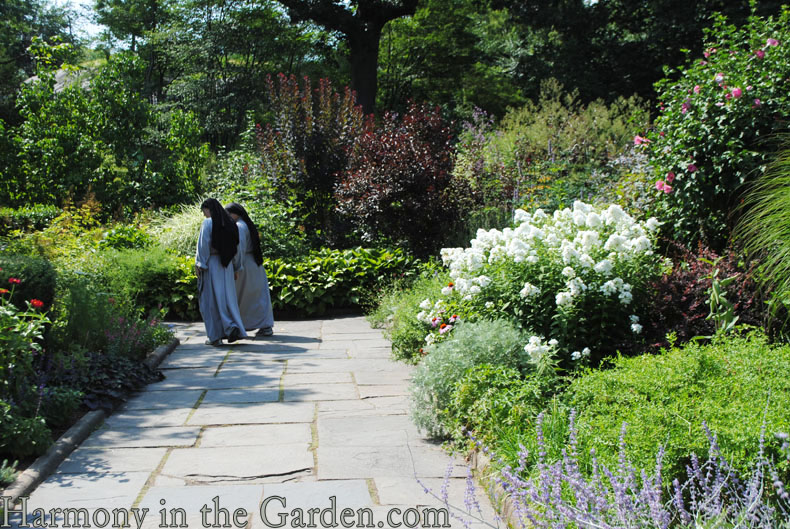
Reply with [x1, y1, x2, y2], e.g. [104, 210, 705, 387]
[348, 27, 382, 116]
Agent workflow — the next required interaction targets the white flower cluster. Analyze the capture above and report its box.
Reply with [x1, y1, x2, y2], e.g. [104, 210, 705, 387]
[519, 282, 541, 298]
[416, 298, 445, 325]
[524, 335, 558, 363]
[442, 202, 659, 285]
[571, 347, 591, 361]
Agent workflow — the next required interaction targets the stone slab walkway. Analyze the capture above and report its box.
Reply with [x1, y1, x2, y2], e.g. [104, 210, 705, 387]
[4, 317, 496, 529]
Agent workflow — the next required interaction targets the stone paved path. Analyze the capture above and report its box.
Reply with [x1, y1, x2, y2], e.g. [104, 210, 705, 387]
[6, 317, 496, 529]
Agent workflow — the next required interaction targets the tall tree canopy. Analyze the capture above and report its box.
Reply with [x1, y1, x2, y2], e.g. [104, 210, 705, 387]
[275, 0, 420, 115]
[0, 0, 76, 125]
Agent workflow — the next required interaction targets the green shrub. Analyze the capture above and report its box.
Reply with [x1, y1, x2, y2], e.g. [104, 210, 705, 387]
[98, 224, 153, 250]
[445, 364, 546, 446]
[39, 386, 84, 429]
[566, 330, 790, 484]
[0, 401, 51, 459]
[0, 205, 60, 235]
[267, 247, 417, 316]
[645, 7, 790, 249]
[99, 245, 193, 318]
[453, 83, 650, 216]
[367, 265, 451, 363]
[0, 254, 56, 311]
[409, 319, 529, 437]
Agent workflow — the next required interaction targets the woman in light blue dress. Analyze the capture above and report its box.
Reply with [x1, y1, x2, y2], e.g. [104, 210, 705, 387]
[225, 202, 275, 337]
[195, 198, 248, 346]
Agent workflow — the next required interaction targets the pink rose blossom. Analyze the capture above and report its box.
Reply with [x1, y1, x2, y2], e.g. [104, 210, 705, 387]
[663, 184, 673, 194]
[693, 85, 701, 94]
[666, 172, 675, 183]
[655, 180, 666, 191]
[633, 135, 651, 145]
[681, 102, 691, 113]
[731, 87, 743, 98]
[767, 38, 779, 47]
[688, 163, 698, 173]
[753, 98, 762, 108]
[755, 50, 765, 59]
[725, 92, 732, 100]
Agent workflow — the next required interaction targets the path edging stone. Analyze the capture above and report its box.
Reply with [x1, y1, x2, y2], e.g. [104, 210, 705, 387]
[469, 449, 520, 528]
[1, 337, 180, 504]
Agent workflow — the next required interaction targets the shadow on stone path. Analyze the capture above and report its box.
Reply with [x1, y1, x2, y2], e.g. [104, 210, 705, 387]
[5, 316, 497, 529]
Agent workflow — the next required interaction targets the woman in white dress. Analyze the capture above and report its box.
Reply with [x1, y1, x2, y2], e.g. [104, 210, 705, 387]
[195, 198, 248, 345]
[225, 202, 275, 337]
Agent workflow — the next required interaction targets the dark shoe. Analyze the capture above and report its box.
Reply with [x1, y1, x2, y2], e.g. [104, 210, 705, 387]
[205, 339, 222, 346]
[257, 327, 274, 337]
[227, 327, 242, 343]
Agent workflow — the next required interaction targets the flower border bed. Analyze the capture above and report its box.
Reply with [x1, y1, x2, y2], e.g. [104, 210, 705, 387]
[1, 336, 180, 503]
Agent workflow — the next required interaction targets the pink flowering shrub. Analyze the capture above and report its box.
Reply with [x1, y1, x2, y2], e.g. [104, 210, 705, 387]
[644, 7, 790, 249]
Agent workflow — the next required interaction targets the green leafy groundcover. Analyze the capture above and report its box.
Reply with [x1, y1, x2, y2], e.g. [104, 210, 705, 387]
[567, 329, 790, 483]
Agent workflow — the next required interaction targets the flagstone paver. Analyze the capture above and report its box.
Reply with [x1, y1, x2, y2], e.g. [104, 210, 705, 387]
[7, 316, 496, 529]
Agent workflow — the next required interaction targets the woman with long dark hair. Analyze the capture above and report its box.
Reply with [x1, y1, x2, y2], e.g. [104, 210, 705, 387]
[195, 198, 247, 345]
[225, 202, 275, 337]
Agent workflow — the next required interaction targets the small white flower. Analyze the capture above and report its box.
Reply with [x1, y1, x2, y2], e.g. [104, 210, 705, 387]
[631, 323, 643, 334]
[556, 291, 573, 307]
[629, 314, 640, 324]
[440, 286, 453, 296]
[571, 351, 581, 361]
[469, 285, 481, 295]
[520, 282, 541, 298]
[527, 255, 539, 264]
[475, 275, 491, 288]
[419, 299, 432, 310]
[594, 259, 613, 276]
[619, 290, 633, 305]
[548, 338, 559, 346]
[582, 347, 591, 357]
[416, 311, 427, 322]
[562, 266, 576, 278]
[485, 301, 494, 309]
[645, 217, 661, 232]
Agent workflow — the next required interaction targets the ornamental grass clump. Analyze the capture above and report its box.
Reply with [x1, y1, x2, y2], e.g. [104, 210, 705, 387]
[437, 200, 665, 367]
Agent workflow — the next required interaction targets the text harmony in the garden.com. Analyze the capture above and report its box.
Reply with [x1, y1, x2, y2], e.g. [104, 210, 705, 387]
[1, 496, 452, 529]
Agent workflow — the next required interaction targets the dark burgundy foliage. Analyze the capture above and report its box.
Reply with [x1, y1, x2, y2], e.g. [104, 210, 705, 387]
[334, 102, 459, 257]
[255, 73, 372, 245]
[644, 241, 767, 349]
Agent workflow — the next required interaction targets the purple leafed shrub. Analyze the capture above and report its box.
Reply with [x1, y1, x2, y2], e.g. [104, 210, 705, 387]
[334, 102, 458, 257]
[428, 411, 790, 528]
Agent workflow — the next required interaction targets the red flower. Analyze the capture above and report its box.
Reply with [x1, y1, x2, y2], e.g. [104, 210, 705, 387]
[30, 299, 44, 309]
[8, 278, 21, 284]
[0, 288, 8, 295]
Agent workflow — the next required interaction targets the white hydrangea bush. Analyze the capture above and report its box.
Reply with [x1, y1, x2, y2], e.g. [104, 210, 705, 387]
[436, 201, 667, 367]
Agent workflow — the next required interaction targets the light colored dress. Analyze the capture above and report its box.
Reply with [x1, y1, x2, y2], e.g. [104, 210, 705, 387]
[195, 218, 248, 342]
[234, 220, 275, 331]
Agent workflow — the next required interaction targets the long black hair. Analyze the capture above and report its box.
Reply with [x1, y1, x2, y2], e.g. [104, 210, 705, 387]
[225, 202, 263, 266]
[201, 198, 239, 267]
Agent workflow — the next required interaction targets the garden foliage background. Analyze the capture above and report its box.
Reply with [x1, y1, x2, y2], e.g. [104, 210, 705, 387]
[2, 0, 790, 524]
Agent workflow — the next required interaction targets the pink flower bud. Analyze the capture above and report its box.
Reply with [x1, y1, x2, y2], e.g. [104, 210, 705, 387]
[687, 163, 698, 173]
[766, 38, 779, 47]
[731, 87, 742, 98]
[693, 85, 701, 94]
[655, 180, 665, 191]
[755, 50, 765, 59]
[666, 172, 675, 183]
[663, 184, 673, 194]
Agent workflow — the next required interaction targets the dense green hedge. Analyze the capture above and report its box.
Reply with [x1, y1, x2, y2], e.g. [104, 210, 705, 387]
[0, 205, 60, 236]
